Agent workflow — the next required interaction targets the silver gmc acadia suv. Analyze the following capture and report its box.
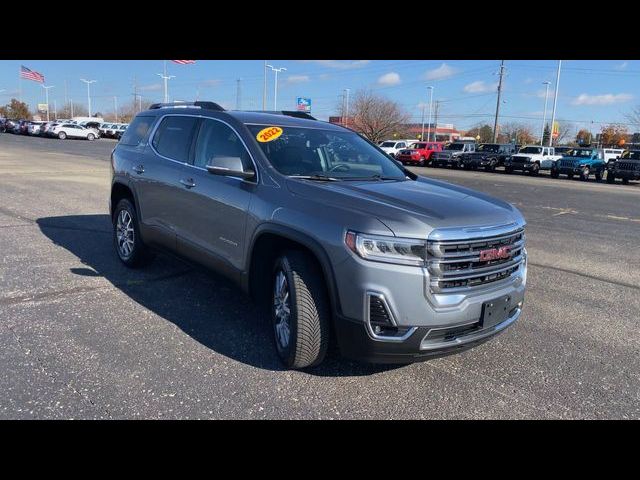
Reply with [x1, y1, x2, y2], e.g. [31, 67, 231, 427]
[110, 102, 527, 369]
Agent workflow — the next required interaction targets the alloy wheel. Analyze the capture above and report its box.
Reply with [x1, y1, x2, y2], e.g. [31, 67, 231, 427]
[116, 209, 135, 258]
[273, 270, 291, 349]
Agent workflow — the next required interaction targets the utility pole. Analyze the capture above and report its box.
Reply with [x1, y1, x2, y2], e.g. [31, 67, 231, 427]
[492, 60, 505, 142]
[263, 60, 267, 111]
[266, 64, 286, 110]
[70, 99, 74, 117]
[42, 85, 54, 122]
[80, 79, 96, 117]
[236, 78, 242, 110]
[426, 86, 434, 142]
[548, 60, 562, 147]
[540, 81, 551, 146]
[344, 88, 350, 128]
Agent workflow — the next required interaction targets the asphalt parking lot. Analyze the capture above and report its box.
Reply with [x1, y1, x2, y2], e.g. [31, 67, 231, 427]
[1, 132, 639, 419]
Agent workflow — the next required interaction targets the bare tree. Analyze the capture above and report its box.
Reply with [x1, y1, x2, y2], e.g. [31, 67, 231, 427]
[337, 89, 410, 144]
[625, 105, 640, 130]
[555, 121, 574, 145]
[56, 102, 88, 119]
[497, 122, 536, 144]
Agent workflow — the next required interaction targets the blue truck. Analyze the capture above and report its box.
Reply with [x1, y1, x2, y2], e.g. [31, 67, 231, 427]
[550, 148, 606, 181]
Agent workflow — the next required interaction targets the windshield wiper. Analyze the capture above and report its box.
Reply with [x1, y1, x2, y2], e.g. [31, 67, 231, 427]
[289, 174, 341, 182]
[343, 174, 405, 181]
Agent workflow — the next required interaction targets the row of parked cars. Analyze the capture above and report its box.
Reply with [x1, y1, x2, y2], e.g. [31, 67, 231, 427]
[0, 118, 129, 141]
[379, 139, 639, 185]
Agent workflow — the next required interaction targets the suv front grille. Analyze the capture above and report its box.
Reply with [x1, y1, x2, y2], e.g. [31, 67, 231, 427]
[427, 229, 525, 293]
[616, 161, 640, 172]
[558, 159, 578, 169]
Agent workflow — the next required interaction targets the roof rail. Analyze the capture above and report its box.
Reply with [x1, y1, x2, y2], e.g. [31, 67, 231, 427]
[245, 110, 317, 120]
[149, 101, 225, 111]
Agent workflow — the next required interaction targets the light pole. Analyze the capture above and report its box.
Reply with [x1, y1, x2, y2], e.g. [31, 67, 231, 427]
[540, 81, 551, 146]
[157, 72, 175, 103]
[80, 79, 96, 117]
[426, 86, 434, 142]
[266, 64, 286, 110]
[548, 60, 562, 147]
[344, 88, 350, 128]
[42, 85, 54, 122]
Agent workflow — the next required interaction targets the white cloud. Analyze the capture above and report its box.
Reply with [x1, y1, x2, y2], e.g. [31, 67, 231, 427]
[377, 72, 401, 86]
[616, 61, 628, 70]
[463, 80, 497, 94]
[286, 75, 310, 84]
[571, 93, 633, 106]
[300, 60, 370, 69]
[424, 63, 458, 80]
[140, 83, 162, 92]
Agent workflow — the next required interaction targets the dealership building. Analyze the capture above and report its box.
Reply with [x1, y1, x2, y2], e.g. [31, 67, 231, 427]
[328, 117, 462, 142]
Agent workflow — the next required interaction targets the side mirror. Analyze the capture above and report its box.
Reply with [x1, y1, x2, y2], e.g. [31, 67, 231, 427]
[206, 155, 255, 180]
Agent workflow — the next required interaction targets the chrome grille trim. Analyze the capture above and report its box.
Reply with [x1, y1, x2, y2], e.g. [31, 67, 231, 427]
[427, 228, 525, 294]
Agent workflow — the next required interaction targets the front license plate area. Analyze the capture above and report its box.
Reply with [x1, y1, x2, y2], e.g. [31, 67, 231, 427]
[481, 294, 513, 328]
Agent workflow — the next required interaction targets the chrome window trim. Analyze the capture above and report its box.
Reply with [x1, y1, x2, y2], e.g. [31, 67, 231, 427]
[147, 113, 259, 183]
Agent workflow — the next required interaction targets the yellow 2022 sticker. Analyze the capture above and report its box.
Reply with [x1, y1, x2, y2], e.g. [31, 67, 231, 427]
[257, 126, 283, 143]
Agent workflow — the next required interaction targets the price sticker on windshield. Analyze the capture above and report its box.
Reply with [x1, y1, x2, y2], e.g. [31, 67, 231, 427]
[256, 126, 283, 143]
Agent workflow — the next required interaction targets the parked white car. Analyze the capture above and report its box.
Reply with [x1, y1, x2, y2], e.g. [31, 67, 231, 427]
[379, 140, 414, 158]
[51, 123, 98, 140]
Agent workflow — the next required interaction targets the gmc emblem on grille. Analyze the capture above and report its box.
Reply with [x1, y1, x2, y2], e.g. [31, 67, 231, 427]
[479, 246, 512, 262]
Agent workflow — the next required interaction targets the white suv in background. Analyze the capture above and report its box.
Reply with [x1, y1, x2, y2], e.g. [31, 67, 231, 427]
[51, 123, 98, 140]
[379, 140, 413, 158]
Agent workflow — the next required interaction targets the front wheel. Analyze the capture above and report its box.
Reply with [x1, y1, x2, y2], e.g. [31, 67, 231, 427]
[87, 133, 95, 141]
[272, 251, 330, 369]
[580, 166, 590, 181]
[550, 169, 559, 179]
[505, 166, 513, 174]
[606, 174, 616, 184]
[58, 132, 66, 140]
[530, 163, 540, 176]
[595, 170, 603, 182]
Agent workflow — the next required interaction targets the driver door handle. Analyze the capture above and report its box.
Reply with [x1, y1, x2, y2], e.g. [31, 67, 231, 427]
[180, 178, 196, 189]
[132, 165, 145, 174]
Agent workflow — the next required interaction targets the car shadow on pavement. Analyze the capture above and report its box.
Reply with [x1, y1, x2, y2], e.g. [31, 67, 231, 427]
[37, 214, 402, 377]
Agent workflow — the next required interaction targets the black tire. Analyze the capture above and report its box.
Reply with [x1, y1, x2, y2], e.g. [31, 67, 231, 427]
[271, 250, 330, 369]
[58, 132, 66, 140]
[418, 156, 425, 167]
[530, 163, 540, 176]
[606, 174, 615, 184]
[550, 169, 559, 179]
[112, 198, 155, 268]
[87, 133, 95, 141]
[580, 166, 590, 181]
[622, 178, 629, 185]
[595, 170, 603, 182]
[567, 172, 573, 179]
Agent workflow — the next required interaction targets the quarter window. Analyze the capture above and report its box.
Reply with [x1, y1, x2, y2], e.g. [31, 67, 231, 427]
[151, 116, 199, 162]
[120, 115, 155, 146]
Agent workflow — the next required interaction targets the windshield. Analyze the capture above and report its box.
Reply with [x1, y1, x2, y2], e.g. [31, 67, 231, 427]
[568, 149, 593, 157]
[519, 146, 542, 154]
[248, 125, 407, 181]
[445, 143, 465, 151]
[409, 143, 427, 149]
[621, 150, 640, 159]
[477, 144, 500, 152]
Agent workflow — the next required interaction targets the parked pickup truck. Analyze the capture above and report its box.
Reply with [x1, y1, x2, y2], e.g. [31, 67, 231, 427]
[460, 143, 517, 172]
[606, 149, 640, 184]
[504, 145, 561, 175]
[110, 102, 527, 369]
[430, 141, 476, 168]
[551, 147, 606, 181]
[396, 142, 443, 166]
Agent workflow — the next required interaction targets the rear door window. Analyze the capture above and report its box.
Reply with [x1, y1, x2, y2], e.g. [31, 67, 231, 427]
[151, 116, 199, 163]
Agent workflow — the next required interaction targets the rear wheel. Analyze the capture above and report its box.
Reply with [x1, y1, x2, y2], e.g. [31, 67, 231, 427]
[58, 132, 66, 140]
[622, 178, 629, 185]
[530, 163, 540, 176]
[550, 169, 559, 179]
[271, 251, 330, 369]
[595, 170, 603, 182]
[505, 166, 513, 174]
[580, 166, 590, 181]
[87, 133, 95, 141]
[112, 199, 155, 268]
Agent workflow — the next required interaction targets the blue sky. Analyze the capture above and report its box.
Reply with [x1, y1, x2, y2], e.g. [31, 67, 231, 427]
[1, 60, 638, 133]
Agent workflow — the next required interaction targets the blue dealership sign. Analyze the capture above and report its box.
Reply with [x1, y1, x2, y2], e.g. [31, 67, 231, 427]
[296, 97, 311, 113]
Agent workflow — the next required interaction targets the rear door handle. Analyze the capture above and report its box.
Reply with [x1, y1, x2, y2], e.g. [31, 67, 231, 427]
[132, 165, 145, 174]
[180, 178, 196, 189]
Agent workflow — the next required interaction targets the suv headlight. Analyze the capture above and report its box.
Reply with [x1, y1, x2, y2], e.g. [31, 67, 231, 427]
[345, 231, 427, 266]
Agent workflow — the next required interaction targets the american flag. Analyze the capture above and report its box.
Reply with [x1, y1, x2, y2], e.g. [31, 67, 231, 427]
[20, 65, 45, 83]
[171, 60, 196, 65]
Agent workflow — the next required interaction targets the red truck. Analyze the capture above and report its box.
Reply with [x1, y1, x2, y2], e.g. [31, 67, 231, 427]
[396, 142, 444, 167]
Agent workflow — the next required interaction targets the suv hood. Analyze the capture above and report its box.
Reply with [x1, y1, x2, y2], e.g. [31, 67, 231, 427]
[286, 177, 522, 238]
